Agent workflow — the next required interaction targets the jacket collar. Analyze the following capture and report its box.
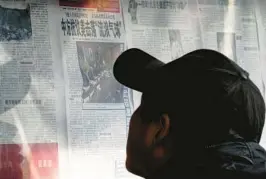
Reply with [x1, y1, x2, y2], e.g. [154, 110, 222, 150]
[146, 141, 266, 179]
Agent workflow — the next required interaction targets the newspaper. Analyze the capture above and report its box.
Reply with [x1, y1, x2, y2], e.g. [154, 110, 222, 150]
[122, 0, 202, 61]
[255, 0, 266, 148]
[122, 0, 203, 108]
[58, 1, 135, 178]
[197, 0, 264, 94]
[255, 0, 266, 99]
[122, 0, 265, 147]
[0, 0, 59, 178]
[198, 0, 266, 146]
[0, 0, 265, 179]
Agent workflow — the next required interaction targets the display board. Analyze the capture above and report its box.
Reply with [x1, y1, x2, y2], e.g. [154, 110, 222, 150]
[0, 0, 265, 178]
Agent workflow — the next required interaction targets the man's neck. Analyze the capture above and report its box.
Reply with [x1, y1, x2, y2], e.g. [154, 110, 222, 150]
[146, 148, 205, 179]
[146, 160, 185, 179]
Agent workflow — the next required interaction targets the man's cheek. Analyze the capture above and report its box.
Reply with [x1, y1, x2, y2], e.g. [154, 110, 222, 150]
[126, 139, 143, 162]
[126, 144, 145, 167]
[126, 143, 139, 171]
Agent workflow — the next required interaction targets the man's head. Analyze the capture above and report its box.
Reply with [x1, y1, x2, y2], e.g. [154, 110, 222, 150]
[113, 49, 266, 178]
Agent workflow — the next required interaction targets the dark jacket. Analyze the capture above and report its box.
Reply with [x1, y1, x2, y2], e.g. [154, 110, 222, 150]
[148, 141, 266, 179]
[200, 141, 266, 178]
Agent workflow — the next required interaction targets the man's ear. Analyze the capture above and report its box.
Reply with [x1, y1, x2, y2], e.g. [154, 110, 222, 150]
[153, 114, 170, 144]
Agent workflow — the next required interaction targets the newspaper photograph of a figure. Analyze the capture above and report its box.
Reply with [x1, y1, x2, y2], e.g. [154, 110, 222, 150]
[217, 32, 237, 63]
[0, 2, 32, 41]
[168, 29, 183, 60]
[77, 42, 124, 103]
[128, 0, 138, 24]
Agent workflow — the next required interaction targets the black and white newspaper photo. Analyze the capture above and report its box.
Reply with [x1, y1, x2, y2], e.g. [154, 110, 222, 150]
[76, 42, 124, 104]
[0, 2, 32, 41]
[128, 0, 138, 24]
[168, 29, 184, 60]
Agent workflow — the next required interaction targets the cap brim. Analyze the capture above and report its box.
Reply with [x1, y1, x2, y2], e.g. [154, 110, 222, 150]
[113, 48, 165, 92]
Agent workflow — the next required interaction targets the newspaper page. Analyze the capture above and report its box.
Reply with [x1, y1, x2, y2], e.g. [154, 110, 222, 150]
[255, 0, 266, 148]
[0, 0, 59, 179]
[255, 0, 266, 99]
[122, 0, 203, 109]
[58, 1, 135, 178]
[197, 0, 264, 94]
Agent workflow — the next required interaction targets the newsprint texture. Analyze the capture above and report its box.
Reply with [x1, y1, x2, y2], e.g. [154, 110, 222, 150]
[0, 0, 264, 179]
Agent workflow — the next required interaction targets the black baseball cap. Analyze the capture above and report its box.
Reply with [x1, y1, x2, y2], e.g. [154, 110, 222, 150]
[113, 48, 265, 143]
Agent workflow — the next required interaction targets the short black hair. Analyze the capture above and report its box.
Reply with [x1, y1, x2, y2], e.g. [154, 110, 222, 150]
[139, 69, 265, 146]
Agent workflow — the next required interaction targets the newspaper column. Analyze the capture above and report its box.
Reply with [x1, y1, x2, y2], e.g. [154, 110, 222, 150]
[58, 1, 134, 178]
[121, 0, 203, 109]
[197, 0, 264, 94]
[255, 0, 266, 149]
[0, 1, 58, 179]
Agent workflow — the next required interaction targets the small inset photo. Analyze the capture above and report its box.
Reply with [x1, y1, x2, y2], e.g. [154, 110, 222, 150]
[76, 42, 124, 103]
[168, 29, 183, 60]
[128, 0, 138, 24]
[0, 2, 32, 41]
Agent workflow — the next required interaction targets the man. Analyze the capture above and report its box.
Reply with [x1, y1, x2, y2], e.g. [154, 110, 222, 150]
[113, 48, 266, 178]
